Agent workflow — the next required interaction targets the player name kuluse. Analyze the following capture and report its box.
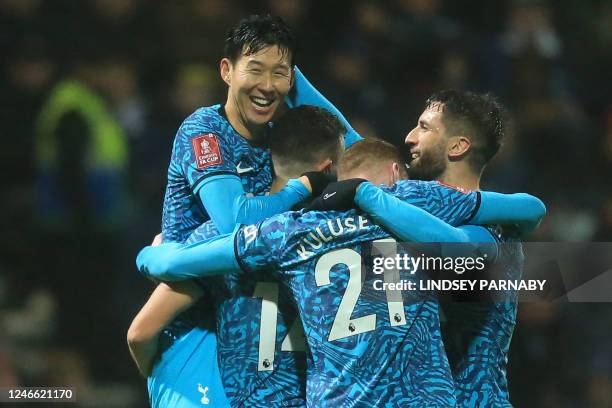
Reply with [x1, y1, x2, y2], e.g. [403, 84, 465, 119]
[296, 215, 371, 259]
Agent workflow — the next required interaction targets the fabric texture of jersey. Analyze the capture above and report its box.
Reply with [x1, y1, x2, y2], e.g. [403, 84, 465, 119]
[162, 104, 273, 243]
[442, 227, 524, 408]
[148, 302, 229, 408]
[188, 221, 307, 407]
[154, 104, 272, 407]
[235, 180, 479, 407]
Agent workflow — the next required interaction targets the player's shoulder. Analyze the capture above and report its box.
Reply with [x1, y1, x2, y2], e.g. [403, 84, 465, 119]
[175, 104, 229, 140]
[390, 179, 477, 199]
[380, 179, 420, 194]
[244, 209, 326, 249]
[379, 179, 429, 200]
[433, 180, 472, 194]
[256, 209, 306, 236]
[388, 179, 472, 192]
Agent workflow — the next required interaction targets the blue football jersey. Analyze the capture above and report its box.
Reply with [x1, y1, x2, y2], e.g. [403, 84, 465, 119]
[155, 104, 272, 407]
[148, 303, 228, 408]
[442, 228, 524, 408]
[162, 104, 273, 243]
[235, 180, 480, 407]
[186, 221, 308, 407]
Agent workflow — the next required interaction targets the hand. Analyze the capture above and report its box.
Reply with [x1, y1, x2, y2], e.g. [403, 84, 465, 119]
[151, 233, 163, 247]
[300, 172, 335, 197]
[305, 178, 367, 211]
[143, 233, 163, 284]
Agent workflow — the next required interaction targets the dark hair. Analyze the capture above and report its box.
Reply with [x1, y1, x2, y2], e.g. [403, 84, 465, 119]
[269, 106, 345, 176]
[224, 15, 296, 66]
[425, 90, 508, 171]
[338, 138, 405, 179]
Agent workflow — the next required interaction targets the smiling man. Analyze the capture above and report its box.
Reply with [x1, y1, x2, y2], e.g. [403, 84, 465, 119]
[163, 15, 308, 243]
[153, 16, 308, 408]
[147, 14, 363, 408]
[220, 21, 291, 139]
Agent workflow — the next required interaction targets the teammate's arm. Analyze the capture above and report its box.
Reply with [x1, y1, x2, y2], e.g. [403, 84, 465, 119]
[174, 119, 320, 235]
[137, 232, 241, 281]
[197, 176, 310, 233]
[355, 182, 546, 235]
[286, 66, 363, 149]
[356, 191, 498, 257]
[137, 218, 288, 281]
[127, 280, 204, 376]
[472, 191, 546, 234]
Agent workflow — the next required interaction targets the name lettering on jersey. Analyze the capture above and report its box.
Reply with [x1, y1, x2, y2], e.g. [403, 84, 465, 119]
[297, 216, 370, 260]
[192, 134, 223, 169]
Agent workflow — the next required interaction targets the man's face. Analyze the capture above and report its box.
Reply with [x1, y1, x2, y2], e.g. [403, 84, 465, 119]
[404, 104, 449, 180]
[222, 45, 293, 128]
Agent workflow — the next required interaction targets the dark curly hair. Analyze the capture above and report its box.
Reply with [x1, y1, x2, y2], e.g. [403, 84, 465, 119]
[425, 90, 509, 171]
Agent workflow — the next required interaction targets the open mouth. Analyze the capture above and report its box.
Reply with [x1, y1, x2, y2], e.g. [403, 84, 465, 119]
[250, 96, 275, 109]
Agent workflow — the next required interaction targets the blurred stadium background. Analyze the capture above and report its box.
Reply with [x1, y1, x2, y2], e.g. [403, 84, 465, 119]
[1, 0, 611, 406]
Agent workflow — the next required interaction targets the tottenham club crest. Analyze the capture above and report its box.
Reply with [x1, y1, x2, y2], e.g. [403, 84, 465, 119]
[197, 384, 210, 405]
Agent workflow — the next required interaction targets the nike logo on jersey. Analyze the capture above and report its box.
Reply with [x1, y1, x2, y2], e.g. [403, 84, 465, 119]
[236, 162, 254, 174]
[323, 192, 337, 200]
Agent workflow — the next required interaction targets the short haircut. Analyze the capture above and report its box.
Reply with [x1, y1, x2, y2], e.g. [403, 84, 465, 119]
[425, 90, 508, 171]
[338, 138, 405, 179]
[224, 15, 296, 66]
[268, 106, 345, 177]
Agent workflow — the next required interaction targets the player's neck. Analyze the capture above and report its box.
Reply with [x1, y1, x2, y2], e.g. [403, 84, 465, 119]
[438, 163, 481, 191]
[270, 176, 288, 194]
[224, 101, 265, 141]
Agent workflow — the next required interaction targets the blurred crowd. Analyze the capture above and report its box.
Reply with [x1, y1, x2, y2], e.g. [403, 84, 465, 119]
[1, 0, 611, 406]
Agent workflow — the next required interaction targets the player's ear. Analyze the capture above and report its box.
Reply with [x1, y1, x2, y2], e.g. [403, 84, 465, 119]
[289, 67, 296, 89]
[317, 158, 333, 173]
[448, 136, 470, 159]
[220, 58, 232, 86]
[391, 162, 401, 183]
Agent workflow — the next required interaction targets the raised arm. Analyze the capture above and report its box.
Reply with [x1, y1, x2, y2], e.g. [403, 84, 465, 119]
[286, 66, 363, 149]
[127, 281, 204, 376]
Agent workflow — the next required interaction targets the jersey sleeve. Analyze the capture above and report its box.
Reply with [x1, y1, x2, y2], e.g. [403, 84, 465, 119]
[172, 110, 238, 193]
[356, 182, 478, 242]
[136, 231, 240, 281]
[472, 191, 546, 235]
[198, 177, 310, 234]
[354, 182, 498, 259]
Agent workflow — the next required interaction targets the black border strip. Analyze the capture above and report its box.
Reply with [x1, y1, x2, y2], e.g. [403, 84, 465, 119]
[233, 227, 250, 274]
[466, 191, 482, 223]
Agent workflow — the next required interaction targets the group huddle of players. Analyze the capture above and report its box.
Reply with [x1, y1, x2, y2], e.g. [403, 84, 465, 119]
[127, 15, 546, 408]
